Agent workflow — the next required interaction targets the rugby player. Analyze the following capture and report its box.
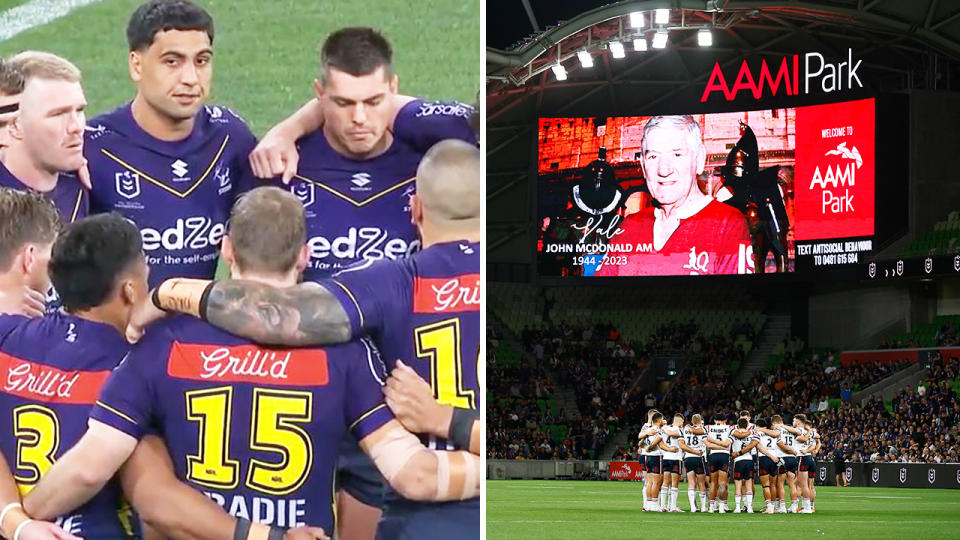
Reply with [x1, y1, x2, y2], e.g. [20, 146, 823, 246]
[243, 28, 476, 537]
[0, 59, 22, 156]
[681, 414, 707, 512]
[638, 412, 665, 511]
[739, 409, 757, 511]
[0, 52, 88, 224]
[664, 414, 701, 512]
[0, 189, 80, 540]
[135, 140, 484, 539]
[636, 409, 659, 510]
[23, 187, 479, 538]
[729, 416, 780, 513]
[646, 414, 682, 512]
[1, 209, 330, 539]
[704, 414, 733, 513]
[757, 415, 799, 513]
[795, 414, 816, 513]
[753, 417, 781, 513]
[84, 0, 258, 287]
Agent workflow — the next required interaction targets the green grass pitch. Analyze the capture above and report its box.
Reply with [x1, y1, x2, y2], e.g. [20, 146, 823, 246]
[487, 480, 960, 539]
[0, 0, 480, 136]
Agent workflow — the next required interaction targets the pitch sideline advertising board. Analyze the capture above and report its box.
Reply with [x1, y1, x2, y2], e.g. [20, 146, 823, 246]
[817, 462, 960, 489]
[536, 98, 876, 278]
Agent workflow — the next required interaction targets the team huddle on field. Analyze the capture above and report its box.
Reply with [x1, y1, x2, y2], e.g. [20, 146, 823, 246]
[637, 409, 822, 514]
[0, 1, 480, 539]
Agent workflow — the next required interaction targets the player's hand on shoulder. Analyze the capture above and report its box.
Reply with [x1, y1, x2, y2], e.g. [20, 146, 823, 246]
[17, 520, 82, 540]
[250, 125, 300, 184]
[384, 360, 450, 437]
[283, 526, 329, 540]
[0, 285, 46, 317]
[125, 290, 169, 343]
[76, 158, 92, 190]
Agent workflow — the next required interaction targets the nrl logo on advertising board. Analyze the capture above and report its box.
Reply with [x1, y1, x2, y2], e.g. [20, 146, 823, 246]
[900, 468, 907, 483]
[925, 257, 933, 274]
[896, 260, 904, 276]
[845, 467, 852, 482]
[929, 468, 936, 484]
[868, 262, 876, 278]
[954, 254, 960, 272]
[819, 467, 826, 481]
[871, 467, 879, 483]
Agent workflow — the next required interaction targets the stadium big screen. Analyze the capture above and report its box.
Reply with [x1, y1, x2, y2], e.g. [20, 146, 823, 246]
[536, 98, 878, 277]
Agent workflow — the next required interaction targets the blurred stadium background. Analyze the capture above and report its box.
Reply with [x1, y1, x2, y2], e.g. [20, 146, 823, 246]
[487, 0, 960, 538]
[0, 0, 480, 134]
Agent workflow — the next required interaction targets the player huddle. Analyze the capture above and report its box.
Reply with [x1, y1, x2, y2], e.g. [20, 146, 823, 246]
[0, 1, 480, 539]
[637, 409, 822, 514]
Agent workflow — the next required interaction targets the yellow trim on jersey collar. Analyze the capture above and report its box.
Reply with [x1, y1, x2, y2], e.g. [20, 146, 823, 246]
[293, 174, 414, 208]
[69, 188, 84, 222]
[99, 135, 230, 199]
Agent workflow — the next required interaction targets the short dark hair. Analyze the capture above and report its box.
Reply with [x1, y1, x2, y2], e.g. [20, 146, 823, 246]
[127, 0, 214, 51]
[651, 412, 664, 423]
[0, 189, 59, 272]
[320, 27, 393, 83]
[737, 417, 748, 429]
[756, 417, 770, 429]
[50, 214, 143, 311]
[227, 187, 305, 275]
[740, 410, 751, 418]
[0, 58, 24, 96]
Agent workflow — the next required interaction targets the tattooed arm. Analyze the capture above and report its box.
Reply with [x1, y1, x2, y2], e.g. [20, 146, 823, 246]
[135, 278, 354, 346]
[205, 280, 353, 346]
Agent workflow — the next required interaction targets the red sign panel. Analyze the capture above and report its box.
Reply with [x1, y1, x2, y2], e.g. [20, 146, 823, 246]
[0, 352, 109, 404]
[609, 461, 644, 481]
[167, 342, 329, 386]
[413, 274, 481, 314]
[793, 98, 875, 240]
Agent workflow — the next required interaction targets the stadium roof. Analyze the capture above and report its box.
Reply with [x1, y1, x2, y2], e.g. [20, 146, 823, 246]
[486, 0, 960, 270]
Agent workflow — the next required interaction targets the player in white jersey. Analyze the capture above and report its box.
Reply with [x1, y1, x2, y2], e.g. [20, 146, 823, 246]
[682, 414, 708, 512]
[729, 416, 778, 513]
[637, 410, 664, 511]
[704, 414, 733, 513]
[658, 414, 696, 512]
[636, 409, 660, 511]
[742, 417, 782, 513]
[804, 418, 821, 512]
[782, 415, 804, 512]
[739, 409, 757, 511]
[757, 414, 798, 513]
[795, 414, 817, 513]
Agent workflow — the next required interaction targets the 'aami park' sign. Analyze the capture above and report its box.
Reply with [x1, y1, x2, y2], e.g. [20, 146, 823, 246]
[701, 49, 863, 102]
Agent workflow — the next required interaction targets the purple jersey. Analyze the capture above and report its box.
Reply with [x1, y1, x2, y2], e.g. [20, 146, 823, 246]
[284, 99, 476, 281]
[85, 103, 257, 287]
[91, 315, 393, 531]
[0, 161, 88, 223]
[0, 313, 135, 538]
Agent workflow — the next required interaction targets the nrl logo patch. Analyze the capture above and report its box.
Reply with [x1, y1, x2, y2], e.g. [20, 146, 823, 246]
[900, 468, 907, 483]
[115, 171, 140, 199]
[872, 467, 879, 483]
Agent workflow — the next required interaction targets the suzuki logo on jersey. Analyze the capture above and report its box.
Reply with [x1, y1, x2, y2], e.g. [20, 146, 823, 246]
[171, 159, 190, 182]
[308, 227, 412, 262]
[140, 217, 225, 251]
[459, 244, 475, 255]
[65, 323, 77, 343]
[413, 274, 481, 313]
[291, 183, 315, 208]
[350, 172, 372, 191]
[115, 171, 141, 199]
[402, 184, 416, 212]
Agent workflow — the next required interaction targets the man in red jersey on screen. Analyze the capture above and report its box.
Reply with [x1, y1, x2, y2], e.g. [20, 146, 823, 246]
[594, 115, 753, 276]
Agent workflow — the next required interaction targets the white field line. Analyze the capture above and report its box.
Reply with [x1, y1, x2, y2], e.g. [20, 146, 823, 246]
[0, 0, 103, 42]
